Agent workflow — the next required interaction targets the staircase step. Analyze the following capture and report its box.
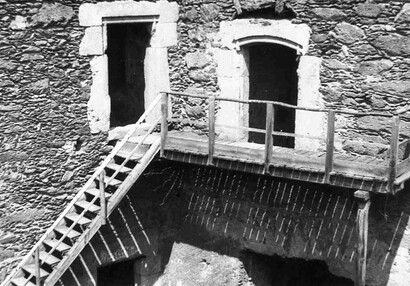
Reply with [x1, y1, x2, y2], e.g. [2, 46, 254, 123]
[43, 239, 71, 253]
[75, 200, 100, 213]
[39, 251, 61, 266]
[105, 162, 132, 173]
[22, 264, 49, 279]
[85, 188, 112, 200]
[96, 176, 122, 187]
[65, 213, 92, 226]
[115, 142, 150, 160]
[11, 277, 36, 286]
[54, 225, 81, 240]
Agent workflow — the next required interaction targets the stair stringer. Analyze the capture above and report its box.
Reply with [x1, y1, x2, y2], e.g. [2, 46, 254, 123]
[45, 139, 161, 286]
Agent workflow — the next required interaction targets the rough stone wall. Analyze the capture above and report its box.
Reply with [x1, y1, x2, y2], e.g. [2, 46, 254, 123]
[57, 161, 410, 286]
[0, 0, 110, 280]
[171, 0, 410, 158]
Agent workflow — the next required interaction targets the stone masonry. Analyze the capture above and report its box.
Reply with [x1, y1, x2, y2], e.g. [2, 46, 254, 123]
[1, 0, 410, 285]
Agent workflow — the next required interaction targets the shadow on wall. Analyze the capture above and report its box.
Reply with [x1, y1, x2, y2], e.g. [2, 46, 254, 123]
[57, 161, 410, 286]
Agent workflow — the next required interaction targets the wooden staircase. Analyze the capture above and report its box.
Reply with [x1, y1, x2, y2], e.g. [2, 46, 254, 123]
[1, 95, 163, 286]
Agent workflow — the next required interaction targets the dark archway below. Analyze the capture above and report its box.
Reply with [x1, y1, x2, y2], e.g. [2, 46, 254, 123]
[241, 251, 354, 286]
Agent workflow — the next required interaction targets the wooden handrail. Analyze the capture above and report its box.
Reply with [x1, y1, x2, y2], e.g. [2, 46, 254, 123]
[388, 116, 400, 192]
[264, 104, 274, 173]
[164, 91, 404, 117]
[208, 96, 216, 165]
[161, 92, 169, 157]
[99, 170, 106, 225]
[324, 110, 335, 184]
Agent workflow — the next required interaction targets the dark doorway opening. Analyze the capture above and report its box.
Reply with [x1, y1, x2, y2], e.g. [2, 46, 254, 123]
[97, 259, 135, 286]
[248, 44, 299, 147]
[241, 251, 354, 286]
[106, 22, 152, 128]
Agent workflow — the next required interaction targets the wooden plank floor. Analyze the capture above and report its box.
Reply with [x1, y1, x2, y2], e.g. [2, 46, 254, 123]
[130, 131, 410, 194]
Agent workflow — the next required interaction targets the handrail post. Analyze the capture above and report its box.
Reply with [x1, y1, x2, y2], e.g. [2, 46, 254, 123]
[388, 116, 400, 193]
[324, 110, 335, 184]
[99, 170, 106, 225]
[208, 96, 215, 165]
[264, 103, 274, 173]
[160, 92, 169, 157]
[35, 247, 41, 286]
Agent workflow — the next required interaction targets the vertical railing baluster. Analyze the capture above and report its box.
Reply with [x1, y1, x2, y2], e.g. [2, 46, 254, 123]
[208, 96, 215, 165]
[324, 110, 335, 184]
[388, 116, 400, 193]
[35, 247, 41, 286]
[160, 92, 169, 157]
[264, 103, 274, 173]
[99, 170, 106, 225]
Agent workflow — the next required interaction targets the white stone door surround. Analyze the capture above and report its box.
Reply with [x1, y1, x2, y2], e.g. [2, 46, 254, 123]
[79, 1, 178, 133]
[217, 19, 324, 151]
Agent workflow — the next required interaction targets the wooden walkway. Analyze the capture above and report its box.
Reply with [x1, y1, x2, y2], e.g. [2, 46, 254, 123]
[132, 131, 410, 194]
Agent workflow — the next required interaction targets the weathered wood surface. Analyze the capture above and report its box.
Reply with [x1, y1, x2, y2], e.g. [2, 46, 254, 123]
[354, 190, 371, 286]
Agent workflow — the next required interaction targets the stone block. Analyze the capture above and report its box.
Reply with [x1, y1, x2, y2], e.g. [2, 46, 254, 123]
[9, 16, 27, 30]
[150, 23, 177, 48]
[372, 34, 410, 56]
[200, 3, 220, 22]
[30, 2, 74, 27]
[355, 4, 382, 18]
[295, 56, 324, 151]
[87, 55, 110, 134]
[79, 26, 103, 56]
[311, 8, 346, 21]
[216, 50, 244, 77]
[220, 19, 310, 54]
[334, 22, 365, 44]
[395, 4, 410, 23]
[358, 59, 393, 75]
[79, 1, 178, 27]
[185, 52, 209, 69]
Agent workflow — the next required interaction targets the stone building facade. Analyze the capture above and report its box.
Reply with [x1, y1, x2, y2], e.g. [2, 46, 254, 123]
[1, 0, 410, 285]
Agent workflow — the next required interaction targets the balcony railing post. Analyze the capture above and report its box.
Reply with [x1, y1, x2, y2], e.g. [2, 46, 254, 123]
[160, 92, 169, 157]
[208, 96, 216, 165]
[324, 110, 335, 184]
[388, 116, 400, 193]
[99, 170, 106, 225]
[264, 103, 274, 173]
[35, 247, 41, 286]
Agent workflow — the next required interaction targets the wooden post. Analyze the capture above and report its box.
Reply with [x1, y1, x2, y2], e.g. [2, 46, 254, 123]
[35, 247, 41, 286]
[99, 170, 106, 225]
[354, 190, 371, 286]
[388, 116, 400, 193]
[264, 103, 274, 173]
[208, 96, 215, 165]
[324, 110, 335, 184]
[160, 92, 169, 158]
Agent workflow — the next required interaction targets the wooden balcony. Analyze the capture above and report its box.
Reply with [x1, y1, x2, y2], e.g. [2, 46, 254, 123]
[144, 91, 410, 194]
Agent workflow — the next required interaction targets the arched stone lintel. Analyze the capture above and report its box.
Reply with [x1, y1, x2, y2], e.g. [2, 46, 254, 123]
[220, 19, 310, 55]
[233, 35, 303, 54]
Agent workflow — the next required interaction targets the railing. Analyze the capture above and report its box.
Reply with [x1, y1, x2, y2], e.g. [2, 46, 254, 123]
[160, 91, 410, 192]
[1, 95, 163, 286]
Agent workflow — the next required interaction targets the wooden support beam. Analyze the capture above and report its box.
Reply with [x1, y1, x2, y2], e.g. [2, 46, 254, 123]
[354, 190, 371, 286]
[324, 110, 335, 184]
[208, 96, 215, 165]
[99, 170, 106, 226]
[160, 92, 169, 157]
[35, 247, 41, 286]
[388, 116, 400, 193]
[264, 103, 274, 173]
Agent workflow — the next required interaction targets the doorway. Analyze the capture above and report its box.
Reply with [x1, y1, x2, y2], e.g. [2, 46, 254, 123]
[98, 259, 135, 286]
[247, 44, 299, 147]
[106, 22, 152, 128]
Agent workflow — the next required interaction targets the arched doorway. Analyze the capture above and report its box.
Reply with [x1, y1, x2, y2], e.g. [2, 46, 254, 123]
[245, 43, 299, 147]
